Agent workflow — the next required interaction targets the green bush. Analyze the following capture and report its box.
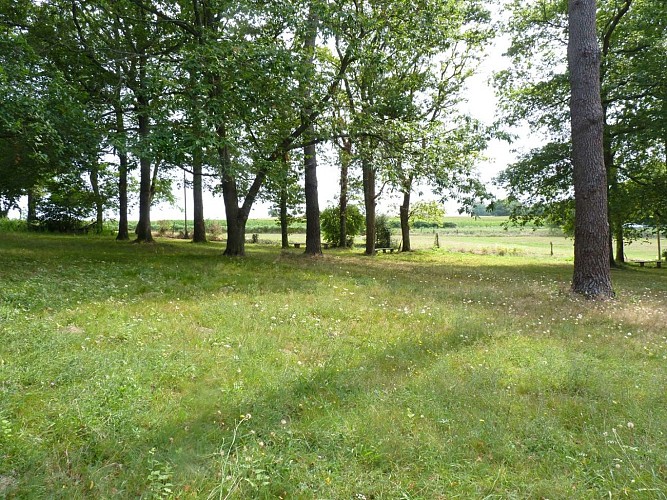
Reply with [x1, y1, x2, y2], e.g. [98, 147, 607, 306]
[412, 220, 441, 229]
[0, 218, 28, 232]
[320, 204, 365, 246]
[375, 214, 392, 248]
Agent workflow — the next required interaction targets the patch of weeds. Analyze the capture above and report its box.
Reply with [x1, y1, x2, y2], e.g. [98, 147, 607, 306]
[146, 448, 175, 499]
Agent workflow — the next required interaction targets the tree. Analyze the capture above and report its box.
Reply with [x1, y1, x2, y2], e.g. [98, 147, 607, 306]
[320, 204, 364, 247]
[0, 4, 105, 228]
[336, 0, 490, 254]
[568, 0, 613, 297]
[262, 153, 304, 249]
[301, 5, 322, 256]
[496, 0, 665, 263]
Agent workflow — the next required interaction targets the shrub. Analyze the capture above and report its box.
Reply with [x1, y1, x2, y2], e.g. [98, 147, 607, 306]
[0, 218, 28, 232]
[375, 214, 392, 248]
[320, 204, 365, 247]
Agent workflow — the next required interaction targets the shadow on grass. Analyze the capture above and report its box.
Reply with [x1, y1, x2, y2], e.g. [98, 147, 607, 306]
[3, 234, 667, 496]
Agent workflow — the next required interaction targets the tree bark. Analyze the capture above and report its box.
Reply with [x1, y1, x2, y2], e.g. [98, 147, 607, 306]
[222, 178, 247, 256]
[218, 129, 247, 256]
[192, 144, 207, 243]
[303, 7, 322, 256]
[400, 170, 413, 252]
[568, 0, 613, 298]
[134, 55, 154, 243]
[363, 154, 376, 255]
[400, 189, 411, 252]
[304, 139, 322, 255]
[116, 116, 130, 241]
[280, 187, 289, 249]
[338, 138, 351, 247]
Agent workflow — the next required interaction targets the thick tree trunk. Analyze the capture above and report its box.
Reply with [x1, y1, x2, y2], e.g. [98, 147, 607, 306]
[304, 139, 322, 255]
[117, 149, 130, 240]
[89, 163, 104, 232]
[134, 55, 154, 243]
[135, 150, 154, 242]
[568, 0, 613, 298]
[222, 185, 248, 256]
[338, 138, 351, 247]
[400, 190, 411, 252]
[114, 103, 130, 241]
[221, 173, 248, 256]
[363, 155, 376, 255]
[280, 187, 289, 249]
[303, 7, 321, 256]
[135, 118, 154, 243]
[218, 132, 247, 256]
[192, 144, 207, 243]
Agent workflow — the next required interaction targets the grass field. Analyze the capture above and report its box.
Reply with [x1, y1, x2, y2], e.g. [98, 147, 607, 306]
[1, 230, 667, 498]
[244, 215, 663, 262]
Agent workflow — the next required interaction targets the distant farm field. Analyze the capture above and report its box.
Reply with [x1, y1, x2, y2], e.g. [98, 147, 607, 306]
[1, 230, 666, 498]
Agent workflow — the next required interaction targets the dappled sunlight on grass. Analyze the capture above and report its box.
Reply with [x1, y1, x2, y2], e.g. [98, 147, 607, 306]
[1, 234, 667, 497]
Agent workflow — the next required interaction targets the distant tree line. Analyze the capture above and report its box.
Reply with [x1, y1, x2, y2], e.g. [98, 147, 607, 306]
[0, 0, 492, 255]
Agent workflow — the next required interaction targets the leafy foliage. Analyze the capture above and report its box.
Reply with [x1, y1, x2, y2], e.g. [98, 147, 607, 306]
[320, 204, 364, 247]
[374, 214, 393, 248]
[495, 0, 666, 241]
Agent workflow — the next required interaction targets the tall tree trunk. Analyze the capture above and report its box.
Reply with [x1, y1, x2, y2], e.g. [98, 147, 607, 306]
[338, 138, 351, 247]
[400, 197, 412, 254]
[192, 144, 207, 243]
[304, 139, 321, 255]
[89, 162, 104, 232]
[134, 55, 154, 243]
[116, 148, 129, 240]
[303, 7, 321, 256]
[400, 170, 413, 252]
[363, 154, 376, 255]
[568, 0, 613, 298]
[280, 187, 289, 249]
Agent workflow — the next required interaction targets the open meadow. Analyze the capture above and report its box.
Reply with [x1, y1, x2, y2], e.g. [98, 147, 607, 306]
[1, 228, 667, 498]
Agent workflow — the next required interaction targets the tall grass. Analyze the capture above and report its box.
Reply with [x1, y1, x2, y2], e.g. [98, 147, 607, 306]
[1, 233, 666, 497]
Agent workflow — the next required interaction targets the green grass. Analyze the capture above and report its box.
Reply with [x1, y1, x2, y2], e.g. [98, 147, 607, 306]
[1, 233, 667, 498]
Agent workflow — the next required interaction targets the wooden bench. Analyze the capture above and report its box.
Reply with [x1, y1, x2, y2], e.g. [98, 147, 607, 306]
[376, 247, 397, 254]
[634, 260, 662, 268]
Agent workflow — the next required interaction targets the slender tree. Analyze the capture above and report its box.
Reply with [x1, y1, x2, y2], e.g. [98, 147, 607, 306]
[302, 5, 322, 256]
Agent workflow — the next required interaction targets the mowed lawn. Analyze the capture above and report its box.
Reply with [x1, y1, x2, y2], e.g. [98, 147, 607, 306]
[1, 232, 667, 498]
